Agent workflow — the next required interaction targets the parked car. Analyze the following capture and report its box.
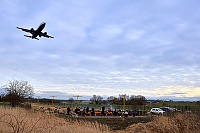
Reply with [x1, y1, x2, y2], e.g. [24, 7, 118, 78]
[150, 108, 165, 115]
[159, 107, 180, 112]
[159, 107, 174, 112]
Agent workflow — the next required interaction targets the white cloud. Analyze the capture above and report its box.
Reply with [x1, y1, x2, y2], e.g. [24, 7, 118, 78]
[125, 29, 145, 41]
[1, 0, 200, 101]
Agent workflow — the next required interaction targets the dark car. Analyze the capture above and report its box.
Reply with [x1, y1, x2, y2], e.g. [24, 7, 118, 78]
[159, 107, 179, 112]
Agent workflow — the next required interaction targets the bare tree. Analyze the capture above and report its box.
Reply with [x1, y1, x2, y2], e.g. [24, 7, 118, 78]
[90, 95, 103, 104]
[107, 96, 120, 104]
[4, 80, 34, 106]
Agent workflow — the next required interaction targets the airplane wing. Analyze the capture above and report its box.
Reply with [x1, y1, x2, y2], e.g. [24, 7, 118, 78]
[16, 27, 35, 34]
[40, 32, 54, 38]
[44, 34, 54, 38]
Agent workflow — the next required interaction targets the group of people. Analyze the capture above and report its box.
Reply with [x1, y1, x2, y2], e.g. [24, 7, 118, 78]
[66, 106, 137, 117]
[112, 109, 129, 117]
[66, 106, 96, 116]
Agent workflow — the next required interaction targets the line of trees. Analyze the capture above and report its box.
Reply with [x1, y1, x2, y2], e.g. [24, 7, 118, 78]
[106, 95, 146, 106]
[0, 80, 147, 107]
[68, 94, 146, 107]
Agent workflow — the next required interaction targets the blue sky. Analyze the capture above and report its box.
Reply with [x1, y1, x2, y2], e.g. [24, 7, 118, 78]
[1, 0, 200, 101]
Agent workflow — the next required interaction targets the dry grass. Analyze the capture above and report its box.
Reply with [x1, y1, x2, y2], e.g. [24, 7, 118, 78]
[0, 106, 110, 133]
[126, 113, 200, 133]
[1, 106, 199, 133]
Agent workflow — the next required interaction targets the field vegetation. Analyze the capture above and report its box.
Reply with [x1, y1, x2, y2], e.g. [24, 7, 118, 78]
[0, 106, 200, 133]
[0, 106, 110, 133]
[125, 112, 200, 133]
[1, 77, 200, 133]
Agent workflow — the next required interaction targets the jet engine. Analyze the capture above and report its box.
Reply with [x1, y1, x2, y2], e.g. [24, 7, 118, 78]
[39, 32, 47, 37]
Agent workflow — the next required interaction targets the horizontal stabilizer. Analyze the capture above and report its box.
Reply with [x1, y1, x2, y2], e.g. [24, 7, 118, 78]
[24, 35, 39, 40]
[24, 35, 32, 38]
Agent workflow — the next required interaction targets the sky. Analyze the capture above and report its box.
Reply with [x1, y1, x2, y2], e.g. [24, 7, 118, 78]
[0, 0, 200, 101]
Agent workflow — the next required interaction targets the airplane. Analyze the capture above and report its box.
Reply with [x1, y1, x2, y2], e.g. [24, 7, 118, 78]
[16, 22, 54, 40]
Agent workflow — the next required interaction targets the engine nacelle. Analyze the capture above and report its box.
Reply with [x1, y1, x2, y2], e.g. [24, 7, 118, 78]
[44, 32, 47, 35]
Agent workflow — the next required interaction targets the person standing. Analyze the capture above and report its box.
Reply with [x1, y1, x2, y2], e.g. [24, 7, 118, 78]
[82, 107, 86, 117]
[101, 106, 105, 116]
[67, 106, 71, 115]
[86, 107, 89, 113]
[91, 107, 95, 116]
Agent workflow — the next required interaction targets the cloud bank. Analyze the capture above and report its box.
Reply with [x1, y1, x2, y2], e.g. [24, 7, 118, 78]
[0, 0, 200, 100]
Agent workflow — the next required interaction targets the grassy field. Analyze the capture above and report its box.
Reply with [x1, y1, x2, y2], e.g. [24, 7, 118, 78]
[1, 101, 200, 112]
[1, 105, 200, 133]
[142, 101, 200, 111]
[0, 106, 110, 133]
[126, 113, 200, 133]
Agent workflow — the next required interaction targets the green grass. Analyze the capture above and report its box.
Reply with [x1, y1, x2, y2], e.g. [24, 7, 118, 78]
[143, 101, 200, 112]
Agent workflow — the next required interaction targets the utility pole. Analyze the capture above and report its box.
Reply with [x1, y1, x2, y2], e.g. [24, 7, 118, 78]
[73, 95, 82, 107]
[119, 94, 128, 111]
[51, 96, 55, 105]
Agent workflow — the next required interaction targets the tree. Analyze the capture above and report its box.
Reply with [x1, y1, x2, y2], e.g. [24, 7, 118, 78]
[90, 95, 103, 104]
[127, 95, 146, 107]
[4, 80, 34, 107]
[107, 96, 120, 104]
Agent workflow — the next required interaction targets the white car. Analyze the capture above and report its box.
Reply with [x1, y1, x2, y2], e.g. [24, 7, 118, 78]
[150, 108, 165, 115]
